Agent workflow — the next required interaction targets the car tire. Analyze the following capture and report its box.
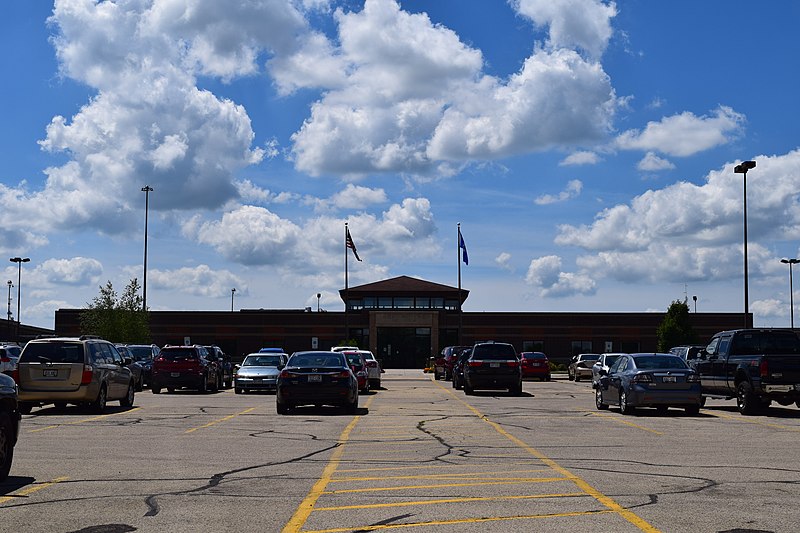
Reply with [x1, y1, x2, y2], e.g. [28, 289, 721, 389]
[464, 384, 473, 395]
[235, 387, 243, 394]
[17, 403, 32, 415]
[91, 385, 108, 414]
[225, 378, 233, 389]
[54, 402, 67, 410]
[199, 376, 208, 394]
[699, 396, 707, 407]
[510, 383, 522, 396]
[619, 388, 635, 415]
[345, 395, 358, 415]
[136, 375, 144, 392]
[655, 405, 668, 415]
[685, 404, 700, 416]
[568, 370, 574, 381]
[736, 381, 759, 415]
[0, 411, 15, 481]
[167, 387, 175, 394]
[574, 373, 581, 382]
[120, 382, 135, 408]
[277, 402, 290, 415]
[152, 387, 161, 394]
[595, 389, 609, 410]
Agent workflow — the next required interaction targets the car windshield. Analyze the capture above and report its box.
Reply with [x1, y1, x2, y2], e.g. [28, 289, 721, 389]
[604, 355, 620, 366]
[243, 355, 282, 367]
[632, 355, 688, 370]
[160, 349, 197, 361]
[128, 346, 154, 359]
[22, 342, 83, 363]
[580, 355, 600, 362]
[289, 354, 345, 367]
[472, 344, 517, 360]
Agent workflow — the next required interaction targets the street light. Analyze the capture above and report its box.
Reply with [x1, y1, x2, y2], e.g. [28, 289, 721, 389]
[781, 258, 799, 328]
[317, 293, 321, 312]
[231, 288, 236, 312]
[141, 185, 153, 312]
[6, 280, 12, 339]
[692, 295, 697, 313]
[9, 257, 30, 340]
[734, 160, 756, 327]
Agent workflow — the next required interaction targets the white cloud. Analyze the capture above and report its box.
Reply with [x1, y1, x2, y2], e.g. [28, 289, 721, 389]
[234, 180, 298, 205]
[512, 0, 618, 59]
[149, 265, 245, 298]
[751, 299, 785, 319]
[330, 184, 388, 210]
[534, 179, 583, 205]
[40, 257, 104, 286]
[616, 106, 745, 157]
[525, 255, 596, 297]
[637, 152, 675, 171]
[560, 151, 600, 166]
[496, 252, 513, 271]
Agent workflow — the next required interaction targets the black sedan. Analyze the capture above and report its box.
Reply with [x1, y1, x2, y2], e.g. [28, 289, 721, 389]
[1, 371, 21, 480]
[595, 353, 702, 415]
[276, 351, 358, 415]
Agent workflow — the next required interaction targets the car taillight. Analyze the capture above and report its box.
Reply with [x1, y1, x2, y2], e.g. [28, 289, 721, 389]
[337, 370, 351, 378]
[759, 359, 769, 379]
[10, 369, 19, 383]
[0, 354, 9, 363]
[468, 361, 482, 367]
[632, 373, 653, 383]
[279, 369, 297, 378]
[366, 361, 377, 368]
[81, 365, 94, 385]
[507, 361, 519, 367]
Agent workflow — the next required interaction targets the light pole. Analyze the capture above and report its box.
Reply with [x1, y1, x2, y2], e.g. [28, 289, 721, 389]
[6, 280, 12, 339]
[692, 295, 697, 313]
[231, 288, 236, 312]
[734, 160, 756, 328]
[317, 293, 321, 312]
[781, 258, 799, 328]
[9, 257, 30, 340]
[141, 185, 153, 312]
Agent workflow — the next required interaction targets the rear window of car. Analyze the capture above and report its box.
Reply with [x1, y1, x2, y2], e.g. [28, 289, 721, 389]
[730, 332, 800, 355]
[22, 341, 84, 363]
[632, 355, 688, 370]
[345, 354, 364, 367]
[243, 355, 282, 366]
[579, 354, 600, 362]
[160, 348, 198, 360]
[521, 352, 546, 360]
[472, 344, 517, 360]
[289, 354, 345, 367]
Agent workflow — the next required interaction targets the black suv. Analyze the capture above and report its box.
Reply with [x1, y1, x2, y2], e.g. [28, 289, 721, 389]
[0, 372, 20, 480]
[204, 345, 233, 389]
[462, 341, 522, 395]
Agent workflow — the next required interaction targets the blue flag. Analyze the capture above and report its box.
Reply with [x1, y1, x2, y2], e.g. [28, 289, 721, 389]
[458, 228, 468, 265]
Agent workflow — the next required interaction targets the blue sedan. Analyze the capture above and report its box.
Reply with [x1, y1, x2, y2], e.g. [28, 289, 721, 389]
[595, 353, 702, 415]
[276, 351, 358, 415]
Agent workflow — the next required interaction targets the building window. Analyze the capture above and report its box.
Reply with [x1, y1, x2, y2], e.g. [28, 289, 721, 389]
[415, 297, 430, 309]
[444, 299, 459, 310]
[523, 341, 544, 352]
[348, 299, 363, 311]
[378, 297, 393, 309]
[363, 297, 377, 309]
[395, 297, 413, 309]
[431, 298, 444, 309]
[571, 340, 592, 357]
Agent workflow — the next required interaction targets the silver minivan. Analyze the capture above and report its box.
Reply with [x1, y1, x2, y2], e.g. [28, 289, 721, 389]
[16, 336, 135, 414]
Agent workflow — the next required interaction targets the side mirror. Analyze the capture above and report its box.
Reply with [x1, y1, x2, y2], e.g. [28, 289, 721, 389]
[278, 364, 285, 370]
[122, 357, 132, 366]
[599, 368, 608, 377]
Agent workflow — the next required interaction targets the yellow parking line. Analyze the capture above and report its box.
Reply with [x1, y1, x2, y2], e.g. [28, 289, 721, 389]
[302, 509, 617, 533]
[0, 476, 69, 505]
[28, 407, 142, 433]
[437, 381, 660, 533]
[323, 477, 567, 494]
[314, 492, 588, 511]
[583, 411, 664, 436]
[336, 463, 542, 473]
[185, 407, 256, 433]
[711, 410, 800, 432]
[332, 468, 552, 482]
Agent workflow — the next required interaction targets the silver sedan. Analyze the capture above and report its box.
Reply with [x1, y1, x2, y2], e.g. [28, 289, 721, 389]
[234, 353, 287, 394]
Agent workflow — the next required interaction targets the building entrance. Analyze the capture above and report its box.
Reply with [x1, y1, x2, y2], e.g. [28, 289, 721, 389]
[376, 327, 431, 369]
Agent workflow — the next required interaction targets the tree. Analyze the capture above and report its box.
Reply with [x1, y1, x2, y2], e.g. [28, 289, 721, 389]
[656, 299, 696, 352]
[80, 279, 150, 343]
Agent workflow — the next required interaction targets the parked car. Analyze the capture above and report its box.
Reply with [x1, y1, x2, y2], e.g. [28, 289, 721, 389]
[519, 352, 551, 381]
[668, 345, 706, 362]
[0, 343, 22, 377]
[276, 351, 358, 414]
[343, 351, 371, 393]
[151, 345, 218, 394]
[204, 345, 233, 389]
[434, 345, 469, 380]
[234, 352, 287, 394]
[591, 353, 625, 387]
[115, 345, 144, 392]
[14, 336, 135, 414]
[126, 344, 160, 387]
[451, 348, 472, 390]
[330, 346, 359, 353]
[595, 353, 702, 415]
[569, 353, 600, 381]
[0, 371, 21, 480]
[349, 349, 382, 389]
[462, 341, 522, 395]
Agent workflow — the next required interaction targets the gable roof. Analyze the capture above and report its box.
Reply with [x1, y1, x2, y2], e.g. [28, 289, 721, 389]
[340, 275, 468, 298]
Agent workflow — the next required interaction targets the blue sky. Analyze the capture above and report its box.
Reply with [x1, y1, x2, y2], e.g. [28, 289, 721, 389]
[2, 0, 800, 330]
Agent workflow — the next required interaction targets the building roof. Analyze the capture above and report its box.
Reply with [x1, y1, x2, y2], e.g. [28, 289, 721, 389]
[340, 275, 468, 298]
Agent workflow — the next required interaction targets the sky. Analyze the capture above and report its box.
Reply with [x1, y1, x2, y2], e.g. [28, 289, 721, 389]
[2, 0, 800, 330]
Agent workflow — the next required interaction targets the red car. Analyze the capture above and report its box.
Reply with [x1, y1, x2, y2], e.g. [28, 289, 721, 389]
[151, 345, 219, 394]
[343, 351, 370, 393]
[520, 352, 551, 381]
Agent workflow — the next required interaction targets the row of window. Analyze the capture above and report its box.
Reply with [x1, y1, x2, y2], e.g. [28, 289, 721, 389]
[347, 297, 461, 311]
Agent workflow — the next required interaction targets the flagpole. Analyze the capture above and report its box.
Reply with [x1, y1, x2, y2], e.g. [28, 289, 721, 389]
[458, 223, 462, 345]
[345, 222, 349, 342]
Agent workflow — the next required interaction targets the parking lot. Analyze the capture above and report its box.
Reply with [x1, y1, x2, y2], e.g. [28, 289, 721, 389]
[3, 370, 800, 533]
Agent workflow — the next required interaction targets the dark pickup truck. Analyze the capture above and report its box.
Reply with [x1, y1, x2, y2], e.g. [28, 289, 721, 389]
[691, 329, 800, 415]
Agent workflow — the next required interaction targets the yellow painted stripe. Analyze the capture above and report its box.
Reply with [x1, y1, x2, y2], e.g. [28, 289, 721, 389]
[332, 467, 551, 482]
[435, 381, 660, 533]
[336, 462, 543, 473]
[0, 476, 69, 505]
[314, 492, 588, 511]
[185, 407, 255, 433]
[28, 407, 143, 433]
[711, 410, 800, 432]
[322, 477, 567, 494]
[302, 509, 617, 532]
[584, 411, 664, 435]
[281, 395, 375, 533]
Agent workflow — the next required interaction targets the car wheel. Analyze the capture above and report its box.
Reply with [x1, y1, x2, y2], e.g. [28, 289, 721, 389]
[796, 400, 800, 409]
[699, 396, 707, 407]
[545, 376, 551, 382]
[17, 403, 32, 415]
[91, 385, 108, 414]
[345, 395, 358, 415]
[277, 402, 290, 415]
[655, 405, 668, 415]
[595, 389, 609, 410]
[167, 387, 175, 394]
[152, 387, 161, 394]
[235, 387, 243, 394]
[736, 381, 759, 415]
[574, 373, 581, 382]
[464, 384, 473, 395]
[0, 411, 15, 480]
[120, 382, 135, 408]
[685, 404, 700, 416]
[619, 388, 635, 415]
[136, 375, 144, 392]
[199, 376, 208, 394]
[568, 370, 574, 381]
[225, 378, 233, 389]
[510, 383, 522, 396]
[54, 402, 67, 410]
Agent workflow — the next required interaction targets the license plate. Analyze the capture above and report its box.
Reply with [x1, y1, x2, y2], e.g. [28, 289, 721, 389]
[43, 369, 58, 377]
[308, 375, 322, 382]
[170, 372, 180, 378]
[662, 376, 677, 383]
[490, 363, 500, 368]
